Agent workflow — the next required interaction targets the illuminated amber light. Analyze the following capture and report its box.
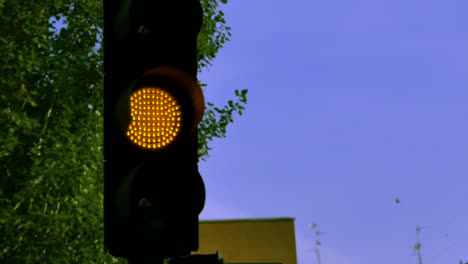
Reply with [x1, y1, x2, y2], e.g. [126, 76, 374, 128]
[126, 88, 182, 150]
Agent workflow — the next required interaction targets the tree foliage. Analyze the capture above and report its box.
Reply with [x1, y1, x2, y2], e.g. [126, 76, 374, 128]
[0, 0, 246, 262]
[197, 0, 247, 158]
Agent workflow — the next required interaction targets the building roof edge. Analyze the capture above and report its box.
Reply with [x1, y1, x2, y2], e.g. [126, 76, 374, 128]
[199, 217, 295, 224]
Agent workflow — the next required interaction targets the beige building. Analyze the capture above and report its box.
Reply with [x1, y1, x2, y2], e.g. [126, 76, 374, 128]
[195, 217, 297, 264]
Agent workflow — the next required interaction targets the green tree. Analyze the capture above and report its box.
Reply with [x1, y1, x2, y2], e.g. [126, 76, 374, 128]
[0, 0, 247, 263]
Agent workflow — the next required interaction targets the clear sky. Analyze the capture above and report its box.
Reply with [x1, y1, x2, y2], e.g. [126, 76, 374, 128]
[197, 1, 468, 263]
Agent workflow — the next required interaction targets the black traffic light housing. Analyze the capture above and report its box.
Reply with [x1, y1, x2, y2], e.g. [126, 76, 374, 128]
[104, 0, 205, 259]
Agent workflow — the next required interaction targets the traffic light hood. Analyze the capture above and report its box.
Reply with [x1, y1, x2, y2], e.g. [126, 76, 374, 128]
[140, 66, 205, 130]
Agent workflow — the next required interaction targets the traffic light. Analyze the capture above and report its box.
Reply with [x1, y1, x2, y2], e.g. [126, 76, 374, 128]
[104, 0, 205, 259]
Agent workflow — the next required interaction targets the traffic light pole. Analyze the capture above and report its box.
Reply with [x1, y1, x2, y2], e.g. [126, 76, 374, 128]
[127, 257, 164, 264]
[126, 252, 223, 264]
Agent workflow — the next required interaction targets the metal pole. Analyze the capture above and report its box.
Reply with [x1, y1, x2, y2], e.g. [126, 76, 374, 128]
[127, 256, 165, 264]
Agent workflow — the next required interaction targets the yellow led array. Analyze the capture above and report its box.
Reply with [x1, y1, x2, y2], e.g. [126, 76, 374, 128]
[126, 88, 182, 150]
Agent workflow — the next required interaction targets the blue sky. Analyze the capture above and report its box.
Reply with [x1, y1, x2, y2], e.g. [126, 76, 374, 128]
[197, 1, 468, 263]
